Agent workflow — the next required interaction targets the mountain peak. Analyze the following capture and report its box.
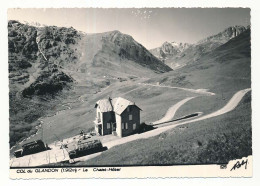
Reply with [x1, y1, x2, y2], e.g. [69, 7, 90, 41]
[149, 25, 248, 70]
[157, 41, 191, 57]
[21, 20, 47, 27]
[223, 25, 247, 37]
[197, 25, 246, 44]
[8, 20, 47, 28]
[111, 30, 121, 33]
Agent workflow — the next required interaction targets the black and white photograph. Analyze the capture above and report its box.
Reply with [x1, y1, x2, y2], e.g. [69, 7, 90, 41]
[6, 7, 253, 177]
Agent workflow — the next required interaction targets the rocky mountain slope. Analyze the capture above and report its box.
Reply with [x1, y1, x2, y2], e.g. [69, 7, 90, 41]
[150, 25, 247, 69]
[147, 27, 251, 94]
[101, 30, 172, 73]
[150, 41, 191, 60]
[8, 20, 171, 147]
[8, 20, 80, 146]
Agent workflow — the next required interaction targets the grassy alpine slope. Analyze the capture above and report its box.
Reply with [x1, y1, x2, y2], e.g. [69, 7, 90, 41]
[147, 28, 251, 120]
[82, 92, 251, 165]
[9, 21, 251, 165]
[71, 28, 251, 166]
[8, 20, 172, 150]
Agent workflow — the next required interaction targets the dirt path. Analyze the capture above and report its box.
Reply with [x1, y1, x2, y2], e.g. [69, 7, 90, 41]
[36, 37, 48, 61]
[139, 83, 216, 96]
[153, 97, 196, 124]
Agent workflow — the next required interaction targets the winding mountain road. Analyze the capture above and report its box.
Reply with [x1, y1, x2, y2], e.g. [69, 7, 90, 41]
[153, 97, 196, 125]
[10, 88, 251, 166]
[139, 83, 216, 96]
[74, 88, 251, 163]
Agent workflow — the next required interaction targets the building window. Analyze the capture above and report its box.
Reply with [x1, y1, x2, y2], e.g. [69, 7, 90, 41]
[129, 114, 133, 120]
[125, 123, 128, 130]
[107, 123, 110, 129]
[122, 123, 124, 129]
[133, 123, 136, 130]
[127, 106, 132, 112]
[113, 123, 116, 130]
[127, 107, 130, 112]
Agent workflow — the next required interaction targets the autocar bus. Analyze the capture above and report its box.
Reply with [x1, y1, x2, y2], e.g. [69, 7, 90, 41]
[68, 139, 103, 159]
[13, 140, 47, 158]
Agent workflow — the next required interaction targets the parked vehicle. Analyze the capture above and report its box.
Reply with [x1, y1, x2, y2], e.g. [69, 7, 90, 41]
[13, 149, 23, 158]
[13, 140, 47, 158]
[68, 139, 103, 159]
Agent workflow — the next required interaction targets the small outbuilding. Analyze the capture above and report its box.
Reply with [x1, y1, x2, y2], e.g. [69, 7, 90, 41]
[94, 97, 142, 137]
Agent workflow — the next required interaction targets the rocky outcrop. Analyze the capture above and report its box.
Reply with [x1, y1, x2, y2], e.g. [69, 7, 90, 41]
[8, 20, 78, 147]
[197, 25, 246, 45]
[150, 41, 191, 60]
[22, 68, 73, 97]
[8, 20, 78, 94]
[101, 30, 172, 73]
[36, 26, 80, 66]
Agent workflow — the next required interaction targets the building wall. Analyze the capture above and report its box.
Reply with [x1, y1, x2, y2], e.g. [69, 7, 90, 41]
[95, 107, 102, 135]
[102, 111, 116, 135]
[116, 114, 122, 137]
[95, 104, 141, 137]
[96, 107, 102, 121]
[120, 105, 140, 137]
[95, 125, 99, 134]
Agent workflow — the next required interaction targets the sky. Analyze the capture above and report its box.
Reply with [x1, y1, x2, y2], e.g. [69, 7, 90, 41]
[8, 8, 250, 49]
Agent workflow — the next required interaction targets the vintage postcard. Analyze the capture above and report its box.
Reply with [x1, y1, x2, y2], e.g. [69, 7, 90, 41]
[7, 7, 252, 179]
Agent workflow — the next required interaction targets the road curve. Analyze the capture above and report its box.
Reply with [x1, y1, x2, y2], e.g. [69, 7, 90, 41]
[153, 97, 196, 125]
[10, 88, 251, 166]
[75, 88, 251, 163]
[137, 88, 251, 141]
[139, 83, 216, 96]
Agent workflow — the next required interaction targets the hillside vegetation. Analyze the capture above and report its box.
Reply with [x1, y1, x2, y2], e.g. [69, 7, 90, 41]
[8, 20, 171, 148]
[8, 21, 79, 146]
[82, 92, 251, 165]
[76, 27, 251, 165]
[147, 28, 251, 119]
[9, 21, 251, 166]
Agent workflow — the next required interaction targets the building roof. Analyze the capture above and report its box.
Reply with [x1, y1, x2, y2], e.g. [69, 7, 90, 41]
[95, 98, 113, 113]
[95, 97, 141, 115]
[112, 97, 135, 115]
